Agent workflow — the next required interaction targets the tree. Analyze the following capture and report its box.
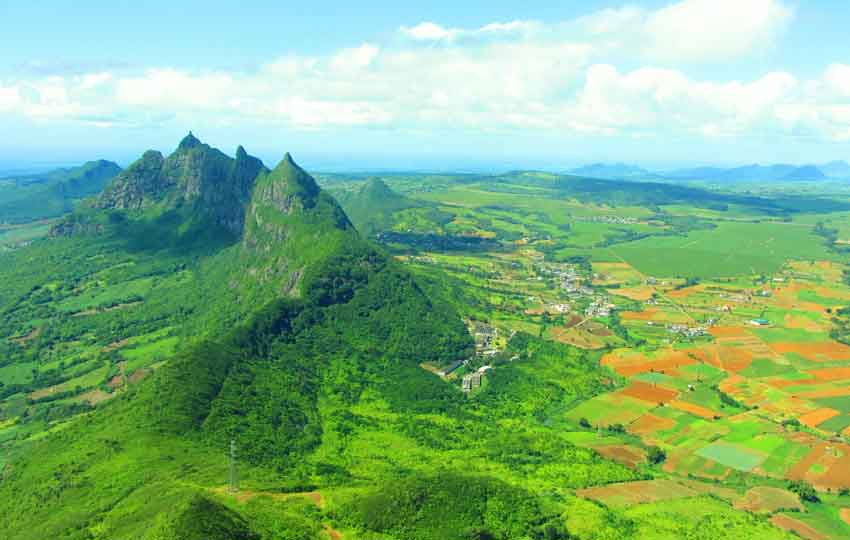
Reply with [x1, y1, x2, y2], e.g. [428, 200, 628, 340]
[607, 423, 625, 434]
[579, 417, 591, 429]
[646, 446, 666, 465]
[788, 480, 819, 503]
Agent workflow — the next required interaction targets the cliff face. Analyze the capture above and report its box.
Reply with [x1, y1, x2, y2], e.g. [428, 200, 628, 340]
[96, 150, 166, 210]
[240, 153, 354, 297]
[95, 133, 266, 234]
[55, 135, 356, 301]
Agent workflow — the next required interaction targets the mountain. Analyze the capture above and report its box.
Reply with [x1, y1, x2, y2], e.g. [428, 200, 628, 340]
[781, 165, 826, 181]
[663, 166, 728, 180]
[568, 162, 657, 180]
[95, 132, 265, 234]
[820, 160, 850, 179]
[332, 177, 423, 236]
[0, 159, 121, 223]
[665, 164, 827, 182]
[0, 135, 477, 539]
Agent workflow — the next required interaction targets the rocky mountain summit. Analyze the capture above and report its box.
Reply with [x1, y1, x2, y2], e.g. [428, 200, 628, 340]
[95, 133, 266, 234]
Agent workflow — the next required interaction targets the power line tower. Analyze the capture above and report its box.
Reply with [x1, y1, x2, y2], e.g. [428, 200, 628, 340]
[228, 439, 239, 493]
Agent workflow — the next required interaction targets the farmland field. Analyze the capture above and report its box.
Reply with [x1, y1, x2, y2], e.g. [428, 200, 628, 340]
[320, 169, 850, 538]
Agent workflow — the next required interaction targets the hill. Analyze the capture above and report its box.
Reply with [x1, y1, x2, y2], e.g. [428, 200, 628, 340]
[0, 159, 121, 223]
[0, 135, 480, 539]
[820, 160, 850, 179]
[780, 164, 826, 181]
[332, 177, 424, 236]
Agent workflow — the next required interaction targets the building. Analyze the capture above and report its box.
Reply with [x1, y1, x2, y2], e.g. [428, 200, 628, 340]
[462, 371, 485, 393]
[438, 360, 465, 377]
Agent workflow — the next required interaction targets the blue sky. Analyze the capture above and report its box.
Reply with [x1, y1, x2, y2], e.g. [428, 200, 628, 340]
[2, 0, 850, 170]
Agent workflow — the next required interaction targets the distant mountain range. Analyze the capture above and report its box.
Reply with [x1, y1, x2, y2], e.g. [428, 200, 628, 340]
[568, 163, 661, 180]
[569, 161, 850, 182]
[665, 164, 828, 182]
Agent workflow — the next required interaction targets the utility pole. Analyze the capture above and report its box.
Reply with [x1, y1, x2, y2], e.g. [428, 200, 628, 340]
[228, 439, 239, 493]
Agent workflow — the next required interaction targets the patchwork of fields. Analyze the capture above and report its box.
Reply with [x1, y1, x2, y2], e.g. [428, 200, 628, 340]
[331, 173, 850, 539]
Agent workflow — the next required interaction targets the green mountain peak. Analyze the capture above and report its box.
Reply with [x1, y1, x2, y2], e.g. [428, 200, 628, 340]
[241, 153, 354, 298]
[267, 152, 321, 203]
[333, 176, 422, 236]
[93, 134, 267, 234]
[177, 131, 202, 151]
[361, 177, 396, 199]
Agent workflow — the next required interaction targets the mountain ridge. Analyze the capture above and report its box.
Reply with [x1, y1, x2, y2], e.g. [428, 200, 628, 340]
[94, 132, 267, 234]
[0, 159, 121, 224]
[0, 133, 474, 539]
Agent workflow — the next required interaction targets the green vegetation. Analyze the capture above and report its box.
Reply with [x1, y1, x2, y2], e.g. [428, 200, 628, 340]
[331, 177, 427, 236]
[8, 142, 850, 538]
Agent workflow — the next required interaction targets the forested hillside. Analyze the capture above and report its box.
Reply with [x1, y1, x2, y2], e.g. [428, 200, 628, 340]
[0, 160, 121, 223]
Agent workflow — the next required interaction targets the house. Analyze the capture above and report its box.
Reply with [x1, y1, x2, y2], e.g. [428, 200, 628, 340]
[749, 318, 770, 327]
[462, 371, 485, 393]
[548, 303, 571, 314]
[438, 360, 465, 377]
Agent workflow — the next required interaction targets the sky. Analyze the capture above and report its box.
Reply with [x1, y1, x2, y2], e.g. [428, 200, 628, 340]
[2, 0, 850, 171]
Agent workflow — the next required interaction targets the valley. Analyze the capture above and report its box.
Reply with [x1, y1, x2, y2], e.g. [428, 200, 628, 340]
[327, 171, 850, 539]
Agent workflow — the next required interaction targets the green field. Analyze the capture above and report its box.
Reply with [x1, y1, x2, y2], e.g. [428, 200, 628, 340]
[614, 222, 835, 278]
[696, 442, 765, 471]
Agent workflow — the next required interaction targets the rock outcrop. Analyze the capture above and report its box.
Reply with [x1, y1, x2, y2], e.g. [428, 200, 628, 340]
[95, 133, 266, 234]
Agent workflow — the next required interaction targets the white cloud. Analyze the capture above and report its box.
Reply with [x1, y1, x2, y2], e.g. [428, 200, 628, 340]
[276, 96, 392, 127]
[567, 65, 799, 137]
[398, 1, 792, 63]
[0, 86, 22, 111]
[824, 63, 850, 97]
[644, 0, 793, 63]
[115, 69, 236, 108]
[78, 72, 113, 90]
[330, 44, 380, 73]
[4, 0, 850, 143]
[400, 22, 456, 41]
[399, 20, 538, 43]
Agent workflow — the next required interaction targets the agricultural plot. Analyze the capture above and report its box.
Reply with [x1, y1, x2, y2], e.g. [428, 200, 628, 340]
[576, 479, 706, 507]
[613, 222, 837, 278]
[735, 487, 803, 513]
[696, 441, 765, 472]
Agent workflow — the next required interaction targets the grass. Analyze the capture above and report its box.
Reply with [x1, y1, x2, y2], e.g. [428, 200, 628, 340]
[761, 441, 812, 476]
[817, 414, 850, 433]
[815, 396, 850, 414]
[741, 358, 799, 378]
[613, 221, 835, 278]
[0, 222, 51, 247]
[696, 442, 765, 471]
